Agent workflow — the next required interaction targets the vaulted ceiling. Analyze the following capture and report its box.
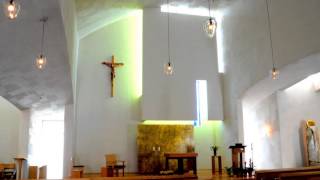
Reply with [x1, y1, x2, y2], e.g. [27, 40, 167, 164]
[0, 0, 72, 110]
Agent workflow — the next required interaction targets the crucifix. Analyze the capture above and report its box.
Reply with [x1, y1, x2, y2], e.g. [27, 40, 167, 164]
[101, 55, 124, 97]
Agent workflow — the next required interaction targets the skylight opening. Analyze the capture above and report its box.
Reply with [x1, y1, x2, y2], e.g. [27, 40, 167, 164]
[161, 4, 213, 17]
[215, 14, 225, 73]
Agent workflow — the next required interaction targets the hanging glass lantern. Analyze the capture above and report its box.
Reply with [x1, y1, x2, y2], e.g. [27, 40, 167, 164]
[203, 17, 217, 38]
[36, 54, 46, 70]
[270, 67, 279, 80]
[3, 0, 20, 20]
[35, 17, 48, 70]
[164, 62, 173, 75]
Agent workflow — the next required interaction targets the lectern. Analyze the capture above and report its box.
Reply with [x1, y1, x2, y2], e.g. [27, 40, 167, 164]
[14, 157, 27, 180]
[229, 143, 246, 169]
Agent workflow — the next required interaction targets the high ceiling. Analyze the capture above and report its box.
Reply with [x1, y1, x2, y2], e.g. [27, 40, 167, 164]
[75, 0, 214, 38]
[0, 0, 230, 110]
[0, 0, 72, 110]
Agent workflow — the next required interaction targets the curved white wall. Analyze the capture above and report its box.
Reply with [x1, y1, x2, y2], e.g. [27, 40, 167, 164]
[218, 0, 320, 146]
[241, 53, 320, 169]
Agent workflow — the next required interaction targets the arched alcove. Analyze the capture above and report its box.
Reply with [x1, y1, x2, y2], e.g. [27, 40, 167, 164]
[239, 52, 320, 169]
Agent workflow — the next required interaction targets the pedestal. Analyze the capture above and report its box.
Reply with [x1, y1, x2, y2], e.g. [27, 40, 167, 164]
[14, 157, 26, 180]
[107, 166, 114, 177]
[211, 156, 222, 175]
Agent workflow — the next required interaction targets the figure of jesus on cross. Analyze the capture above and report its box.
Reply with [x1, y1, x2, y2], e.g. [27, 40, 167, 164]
[102, 55, 124, 97]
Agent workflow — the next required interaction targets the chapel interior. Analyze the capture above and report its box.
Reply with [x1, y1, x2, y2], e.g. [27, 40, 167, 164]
[1, 0, 320, 180]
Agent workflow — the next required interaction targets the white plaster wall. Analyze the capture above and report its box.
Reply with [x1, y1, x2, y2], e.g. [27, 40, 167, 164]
[277, 75, 320, 168]
[0, 97, 22, 162]
[75, 15, 141, 173]
[219, 0, 320, 151]
[241, 53, 320, 169]
[19, 110, 30, 179]
[18, 110, 30, 157]
[143, 9, 223, 120]
[243, 94, 282, 169]
[64, 104, 74, 177]
[59, 0, 79, 93]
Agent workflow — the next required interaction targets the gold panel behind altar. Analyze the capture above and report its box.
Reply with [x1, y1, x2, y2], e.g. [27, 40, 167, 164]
[137, 125, 194, 174]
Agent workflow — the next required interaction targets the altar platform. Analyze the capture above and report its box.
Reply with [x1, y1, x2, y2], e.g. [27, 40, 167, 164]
[78, 170, 254, 180]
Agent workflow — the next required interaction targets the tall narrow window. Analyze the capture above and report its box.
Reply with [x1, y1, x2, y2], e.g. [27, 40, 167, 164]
[195, 80, 208, 126]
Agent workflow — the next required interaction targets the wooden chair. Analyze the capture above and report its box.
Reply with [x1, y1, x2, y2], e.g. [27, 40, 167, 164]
[71, 165, 84, 178]
[39, 165, 47, 179]
[0, 163, 16, 180]
[105, 154, 126, 177]
[29, 165, 47, 179]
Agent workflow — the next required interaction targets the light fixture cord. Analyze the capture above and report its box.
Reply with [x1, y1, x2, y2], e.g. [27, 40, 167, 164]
[208, 0, 211, 17]
[40, 18, 47, 55]
[266, 0, 275, 69]
[167, 0, 171, 64]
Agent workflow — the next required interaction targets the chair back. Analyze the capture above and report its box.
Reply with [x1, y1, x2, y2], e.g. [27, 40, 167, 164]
[0, 163, 15, 170]
[105, 154, 117, 166]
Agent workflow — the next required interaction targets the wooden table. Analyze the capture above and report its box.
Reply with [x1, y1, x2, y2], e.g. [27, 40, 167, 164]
[164, 153, 198, 175]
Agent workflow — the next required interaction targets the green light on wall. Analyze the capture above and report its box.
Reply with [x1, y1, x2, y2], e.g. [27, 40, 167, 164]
[143, 120, 194, 125]
[143, 120, 222, 127]
[129, 10, 143, 99]
[195, 121, 223, 145]
[134, 10, 143, 98]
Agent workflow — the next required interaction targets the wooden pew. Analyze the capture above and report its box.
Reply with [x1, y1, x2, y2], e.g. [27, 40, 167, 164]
[280, 171, 320, 179]
[255, 166, 320, 180]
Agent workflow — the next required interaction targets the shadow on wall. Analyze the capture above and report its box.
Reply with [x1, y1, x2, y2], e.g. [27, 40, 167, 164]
[239, 52, 320, 169]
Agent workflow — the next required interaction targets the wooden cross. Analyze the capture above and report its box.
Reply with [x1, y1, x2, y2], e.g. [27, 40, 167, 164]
[101, 55, 124, 97]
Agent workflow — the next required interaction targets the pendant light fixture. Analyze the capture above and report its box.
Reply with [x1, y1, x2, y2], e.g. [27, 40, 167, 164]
[3, 0, 20, 20]
[164, 0, 173, 76]
[36, 17, 48, 70]
[265, 0, 279, 80]
[203, 0, 217, 38]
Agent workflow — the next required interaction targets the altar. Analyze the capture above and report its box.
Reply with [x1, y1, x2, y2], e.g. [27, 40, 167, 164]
[164, 153, 198, 175]
[137, 125, 194, 174]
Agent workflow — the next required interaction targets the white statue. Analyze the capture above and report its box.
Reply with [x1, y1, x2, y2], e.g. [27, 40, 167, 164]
[306, 120, 320, 165]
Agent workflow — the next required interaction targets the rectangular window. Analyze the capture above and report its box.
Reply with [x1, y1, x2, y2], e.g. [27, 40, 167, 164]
[195, 80, 208, 126]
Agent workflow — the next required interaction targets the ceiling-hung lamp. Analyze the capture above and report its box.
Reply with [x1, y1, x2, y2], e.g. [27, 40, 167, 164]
[164, 0, 173, 76]
[36, 17, 48, 70]
[3, 0, 20, 20]
[265, 0, 279, 80]
[203, 0, 217, 38]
